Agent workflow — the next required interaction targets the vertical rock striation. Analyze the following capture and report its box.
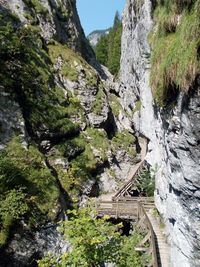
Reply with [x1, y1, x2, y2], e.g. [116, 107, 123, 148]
[119, 0, 200, 266]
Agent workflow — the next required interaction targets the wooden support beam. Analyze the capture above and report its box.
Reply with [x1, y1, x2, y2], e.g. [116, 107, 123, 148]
[137, 231, 151, 247]
[137, 215, 146, 228]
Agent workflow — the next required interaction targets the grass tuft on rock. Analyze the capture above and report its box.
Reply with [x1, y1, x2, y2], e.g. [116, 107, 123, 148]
[149, 0, 200, 105]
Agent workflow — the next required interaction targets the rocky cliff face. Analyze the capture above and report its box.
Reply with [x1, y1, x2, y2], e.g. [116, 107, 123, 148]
[0, 0, 140, 265]
[87, 29, 109, 48]
[119, 0, 200, 266]
[1, 0, 199, 266]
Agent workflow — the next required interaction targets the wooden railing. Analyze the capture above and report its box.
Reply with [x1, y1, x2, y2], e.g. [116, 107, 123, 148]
[137, 201, 158, 267]
[112, 160, 146, 201]
[96, 200, 138, 219]
[96, 198, 158, 267]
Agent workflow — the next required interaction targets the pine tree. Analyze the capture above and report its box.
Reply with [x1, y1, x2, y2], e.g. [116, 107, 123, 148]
[96, 35, 108, 65]
[95, 11, 122, 75]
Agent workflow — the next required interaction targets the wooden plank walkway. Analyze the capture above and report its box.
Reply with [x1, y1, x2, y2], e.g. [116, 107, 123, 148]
[96, 200, 138, 220]
[96, 198, 171, 266]
[145, 209, 171, 267]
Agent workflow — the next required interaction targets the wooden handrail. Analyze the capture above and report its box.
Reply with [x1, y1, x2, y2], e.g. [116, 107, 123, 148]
[112, 160, 146, 200]
[137, 201, 158, 267]
[96, 198, 158, 267]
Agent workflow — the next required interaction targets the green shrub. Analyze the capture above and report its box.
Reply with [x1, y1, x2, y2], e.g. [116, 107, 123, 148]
[112, 129, 136, 157]
[87, 127, 110, 161]
[38, 205, 150, 266]
[108, 94, 122, 117]
[22, 0, 49, 15]
[38, 204, 123, 266]
[91, 89, 104, 115]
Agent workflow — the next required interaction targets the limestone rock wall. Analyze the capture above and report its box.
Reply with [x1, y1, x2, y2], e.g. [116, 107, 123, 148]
[119, 0, 200, 266]
[0, 1, 141, 265]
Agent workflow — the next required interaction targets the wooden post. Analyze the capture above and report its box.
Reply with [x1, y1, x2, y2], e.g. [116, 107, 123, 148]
[116, 200, 119, 218]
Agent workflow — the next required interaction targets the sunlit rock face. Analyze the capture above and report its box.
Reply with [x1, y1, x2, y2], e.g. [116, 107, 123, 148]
[87, 29, 109, 47]
[0, 1, 140, 265]
[120, 0, 200, 266]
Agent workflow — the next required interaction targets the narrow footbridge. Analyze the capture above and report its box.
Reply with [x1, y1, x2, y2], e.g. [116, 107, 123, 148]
[96, 158, 170, 266]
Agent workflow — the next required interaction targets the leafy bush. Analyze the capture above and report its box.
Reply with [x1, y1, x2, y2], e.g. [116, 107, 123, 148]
[38, 204, 149, 266]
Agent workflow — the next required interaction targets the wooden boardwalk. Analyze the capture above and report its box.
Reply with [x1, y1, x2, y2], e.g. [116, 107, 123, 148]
[96, 198, 171, 267]
[146, 209, 171, 267]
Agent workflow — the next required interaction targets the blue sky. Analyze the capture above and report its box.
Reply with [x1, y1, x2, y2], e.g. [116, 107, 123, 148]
[76, 0, 126, 36]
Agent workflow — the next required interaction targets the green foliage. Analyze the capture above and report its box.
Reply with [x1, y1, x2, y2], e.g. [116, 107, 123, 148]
[56, 0, 71, 20]
[38, 204, 122, 266]
[112, 129, 136, 157]
[22, 0, 49, 16]
[55, 141, 99, 197]
[48, 41, 98, 86]
[135, 168, 156, 197]
[0, 137, 60, 247]
[0, 188, 28, 220]
[70, 144, 98, 180]
[136, 0, 144, 14]
[0, 21, 80, 137]
[55, 128, 111, 196]
[107, 22, 122, 75]
[95, 11, 122, 76]
[149, 0, 200, 105]
[108, 93, 122, 117]
[117, 228, 146, 267]
[108, 168, 116, 178]
[96, 35, 108, 65]
[38, 204, 149, 266]
[0, 187, 28, 247]
[56, 132, 87, 157]
[86, 127, 110, 161]
[133, 100, 142, 116]
[91, 88, 105, 115]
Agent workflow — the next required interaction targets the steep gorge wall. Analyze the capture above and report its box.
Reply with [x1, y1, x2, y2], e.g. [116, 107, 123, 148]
[0, 1, 141, 265]
[119, 0, 200, 266]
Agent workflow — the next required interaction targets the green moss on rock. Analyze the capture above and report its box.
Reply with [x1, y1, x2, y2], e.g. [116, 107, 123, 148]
[48, 41, 98, 85]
